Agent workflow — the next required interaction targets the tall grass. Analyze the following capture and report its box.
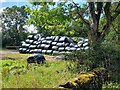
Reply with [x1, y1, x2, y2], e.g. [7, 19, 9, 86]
[1, 60, 78, 88]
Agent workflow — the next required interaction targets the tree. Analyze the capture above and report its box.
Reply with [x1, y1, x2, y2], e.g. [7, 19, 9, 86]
[25, 2, 88, 37]
[71, 1, 120, 49]
[0, 6, 29, 47]
[26, 1, 120, 49]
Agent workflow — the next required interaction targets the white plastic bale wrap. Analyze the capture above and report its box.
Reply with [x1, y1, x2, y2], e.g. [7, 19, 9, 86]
[33, 41, 39, 45]
[53, 51, 59, 54]
[28, 40, 34, 44]
[27, 35, 34, 39]
[46, 36, 54, 40]
[34, 34, 39, 40]
[42, 40, 47, 44]
[52, 42, 57, 45]
[58, 47, 64, 51]
[65, 47, 70, 51]
[22, 43, 30, 48]
[69, 43, 74, 47]
[83, 43, 88, 47]
[26, 49, 30, 53]
[46, 40, 52, 44]
[40, 44, 46, 49]
[54, 36, 60, 42]
[25, 39, 30, 43]
[56, 42, 65, 47]
[65, 43, 69, 47]
[70, 47, 77, 51]
[33, 49, 42, 53]
[37, 45, 41, 48]
[42, 50, 46, 54]
[29, 45, 37, 49]
[77, 48, 81, 51]
[44, 45, 50, 49]
[19, 34, 89, 54]
[59, 36, 67, 42]
[46, 50, 53, 54]
[52, 46, 58, 50]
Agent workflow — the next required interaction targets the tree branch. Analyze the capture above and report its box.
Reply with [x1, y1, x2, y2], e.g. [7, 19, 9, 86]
[99, 2, 111, 41]
[111, 2, 120, 21]
[88, 2, 96, 23]
[72, 1, 90, 27]
[96, 2, 103, 22]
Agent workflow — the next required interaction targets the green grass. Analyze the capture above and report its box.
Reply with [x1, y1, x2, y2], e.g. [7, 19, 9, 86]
[1, 51, 120, 89]
[1, 60, 78, 88]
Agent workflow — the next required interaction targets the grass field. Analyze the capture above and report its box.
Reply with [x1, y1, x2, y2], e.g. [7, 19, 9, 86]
[1, 49, 120, 89]
[1, 50, 79, 88]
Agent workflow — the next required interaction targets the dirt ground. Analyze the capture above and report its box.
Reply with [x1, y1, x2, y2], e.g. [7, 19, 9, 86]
[0, 49, 57, 61]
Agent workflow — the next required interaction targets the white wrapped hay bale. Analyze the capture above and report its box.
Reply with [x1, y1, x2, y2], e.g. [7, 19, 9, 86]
[20, 48, 27, 53]
[44, 45, 50, 49]
[37, 45, 41, 48]
[46, 40, 52, 44]
[19, 48, 23, 53]
[70, 47, 77, 51]
[41, 37, 45, 41]
[42, 40, 47, 44]
[40, 44, 46, 49]
[65, 43, 70, 47]
[53, 51, 59, 54]
[46, 50, 53, 54]
[83, 43, 88, 47]
[33, 49, 42, 53]
[52, 42, 57, 45]
[29, 45, 37, 49]
[84, 46, 89, 50]
[77, 48, 81, 51]
[65, 47, 70, 51]
[28, 40, 34, 44]
[34, 34, 39, 40]
[69, 43, 74, 47]
[52, 46, 58, 50]
[54, 36, 60, 42]
[78, 41, 83, 47]
[58, 47, 64, 51]
[42, 50, 46, 54]
[27, 35, 34, 39]
[25, 39, 30, 43]
[84, 39, 89, 42]
[22, 43, 30, 48]
[29, 49, 34, 53]
[26, 49, 30, 53]
[59, 36, 67, 42]
[74, 45, 79, 48]
[56, 42, 65, 47]
[33, 41, 39, 45]
[46, 36, 54, 40]
[38, 41, 42, 44]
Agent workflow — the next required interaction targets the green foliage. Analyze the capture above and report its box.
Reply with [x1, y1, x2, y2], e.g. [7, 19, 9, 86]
[2, 60, 27, 76]
[1, 60, 78, 88]
[25, 2, 88, 37]
[0, 6, 29, 47]
[63, 43, 120, 89]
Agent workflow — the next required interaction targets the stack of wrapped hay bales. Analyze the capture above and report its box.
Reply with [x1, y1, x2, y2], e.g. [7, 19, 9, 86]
[19, 34, 89, 54]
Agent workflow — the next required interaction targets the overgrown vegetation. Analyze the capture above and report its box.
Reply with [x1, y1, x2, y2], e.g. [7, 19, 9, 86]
[1, 47, 120, 89]
[63, 43, 120, 89]
[1, 59, 78, 88]
[1, 1, 120, 89]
